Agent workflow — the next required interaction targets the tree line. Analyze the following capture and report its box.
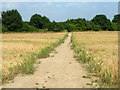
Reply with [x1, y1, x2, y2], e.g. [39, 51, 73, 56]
[1, 9, 120, 32]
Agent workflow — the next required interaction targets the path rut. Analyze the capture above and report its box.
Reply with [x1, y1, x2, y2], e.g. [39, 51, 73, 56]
[3, 33, 95, 88]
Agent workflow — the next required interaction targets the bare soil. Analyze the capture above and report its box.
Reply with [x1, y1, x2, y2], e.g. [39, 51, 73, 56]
[3, 33, 96, 88]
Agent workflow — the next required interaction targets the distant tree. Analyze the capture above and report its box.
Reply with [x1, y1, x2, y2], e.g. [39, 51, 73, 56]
[0, 18, 1, 32]
[111, 23, 118, 31]
[75, 24, 82, 31]
[65, 18, 88, 31]
[2, 9, 23, 31]
[30, 14, 50, 29]
[47, 21, 57, 31]
[81, 26, 87, 31]
[85, 21, 92, 30]
[65, 23, 75, 32]
[30, 14, 43, 29]
[93, 25, 102, 31]
[57, 22, 65, 31]
[0, 18, 1, 23]
[2, 25, 8, 32]
[117, 25, 120, 31]
[42, 16, 50, 29]
[18, 22, 38, 32]
[91, 14, 112, 30]
[112, 14, 120, 24]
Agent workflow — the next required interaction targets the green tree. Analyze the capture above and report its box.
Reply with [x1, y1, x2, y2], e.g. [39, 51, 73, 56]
[117, 25, 120, 31]
[18, 22, 38, 32]
[47, 21, 57, 31]
[85, 21, 92, 30]
[0, 18, 1, 23]
[75, 24, 82, 31]
[2, 25, 8, 32]
[93, 25, 102, 31]
[30, 14, 43, 29]
[2, 9, 23, 31]
[112, 14, 120, 24]
[30, 14, 50, 29]
[111, 23, 118, 31]
[57, 22, 65, 32]
[65, 23, 75, 32]
[42, 16, 50, 29]
[91, 14, 112, 30]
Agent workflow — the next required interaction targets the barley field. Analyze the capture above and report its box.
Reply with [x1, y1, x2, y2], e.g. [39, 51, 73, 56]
[72, 31, 118, 87]
[2, 32, 67, 83]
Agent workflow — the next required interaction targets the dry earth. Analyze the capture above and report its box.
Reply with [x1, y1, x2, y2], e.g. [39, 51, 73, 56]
[2, 33, 97, 88]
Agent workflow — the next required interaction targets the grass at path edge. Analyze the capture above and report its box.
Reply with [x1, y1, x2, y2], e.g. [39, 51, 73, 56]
[2, 33, 68, 84]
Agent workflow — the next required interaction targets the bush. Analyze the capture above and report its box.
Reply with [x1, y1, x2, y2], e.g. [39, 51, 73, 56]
[18, 22, 39, 32]
[93, 25, 102, 31]
[91, 14, 112, 30]
[65, 23, 75, 32]
[30, 14, 43, 29]
[30, 14, 50, 29]
[2, 9, 23, 32]
[111, 23, 118, 31]
[112, 14, 120, 24]
[2, 25, 8, 32]
[0, 24, 2, 32]
[117, 25, 120, 31]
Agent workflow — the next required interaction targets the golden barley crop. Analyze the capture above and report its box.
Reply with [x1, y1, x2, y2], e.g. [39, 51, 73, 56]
[72, 31, 118, 87]
[2, 32, 67, 83]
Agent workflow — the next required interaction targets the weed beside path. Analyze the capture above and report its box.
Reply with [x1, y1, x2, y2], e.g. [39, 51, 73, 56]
[2, 32, 68, 84]
[71, 32, 118, 88]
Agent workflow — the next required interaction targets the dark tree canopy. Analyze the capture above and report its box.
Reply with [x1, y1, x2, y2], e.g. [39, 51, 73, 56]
[30, 14, 50, 29]
[2, 9, 120, 32]
[65, 23, 75, 32]
[112, 14, 120, 24]
[2, 9, 23, 31]
[0, 18, 1, 23]
[30, 14, 43, 29]
[91, 15, 112, 30]
[42, 16, 50, 29]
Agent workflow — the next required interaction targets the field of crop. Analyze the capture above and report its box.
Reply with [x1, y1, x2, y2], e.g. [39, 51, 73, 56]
[72, 31, 118, 87]
[2, 32, 67, 83]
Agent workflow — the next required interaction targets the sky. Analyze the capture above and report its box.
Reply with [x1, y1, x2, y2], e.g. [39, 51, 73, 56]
[1, 2, 118, 22]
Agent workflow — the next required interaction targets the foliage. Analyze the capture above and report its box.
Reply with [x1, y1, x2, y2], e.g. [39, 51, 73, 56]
[91, 14, 112, 30]
[18, 22, 39, 32]
[47, 21, 65, 32]
[64, 23, 75, 32]
[2, 9, 120, 32]
[112, 14, 120, 31]
[2, 9, 23, 32]
[111, 23, 118, 31]
[93, 25, 102, 31]
[0, 23, 2, 33]
[112, 14, 120, 24]
[30, 14, 43, 29]
[0, 18, 2, 23]
[30, 14, 50, 29]
[2, 25, 8, 32]
[42, 16, 51, 29]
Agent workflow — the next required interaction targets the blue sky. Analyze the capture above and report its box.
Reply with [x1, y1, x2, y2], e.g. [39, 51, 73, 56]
[2, 2, 118, 22]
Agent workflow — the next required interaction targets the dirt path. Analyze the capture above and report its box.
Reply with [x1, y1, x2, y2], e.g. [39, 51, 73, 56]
[3, 33, 96, 88]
